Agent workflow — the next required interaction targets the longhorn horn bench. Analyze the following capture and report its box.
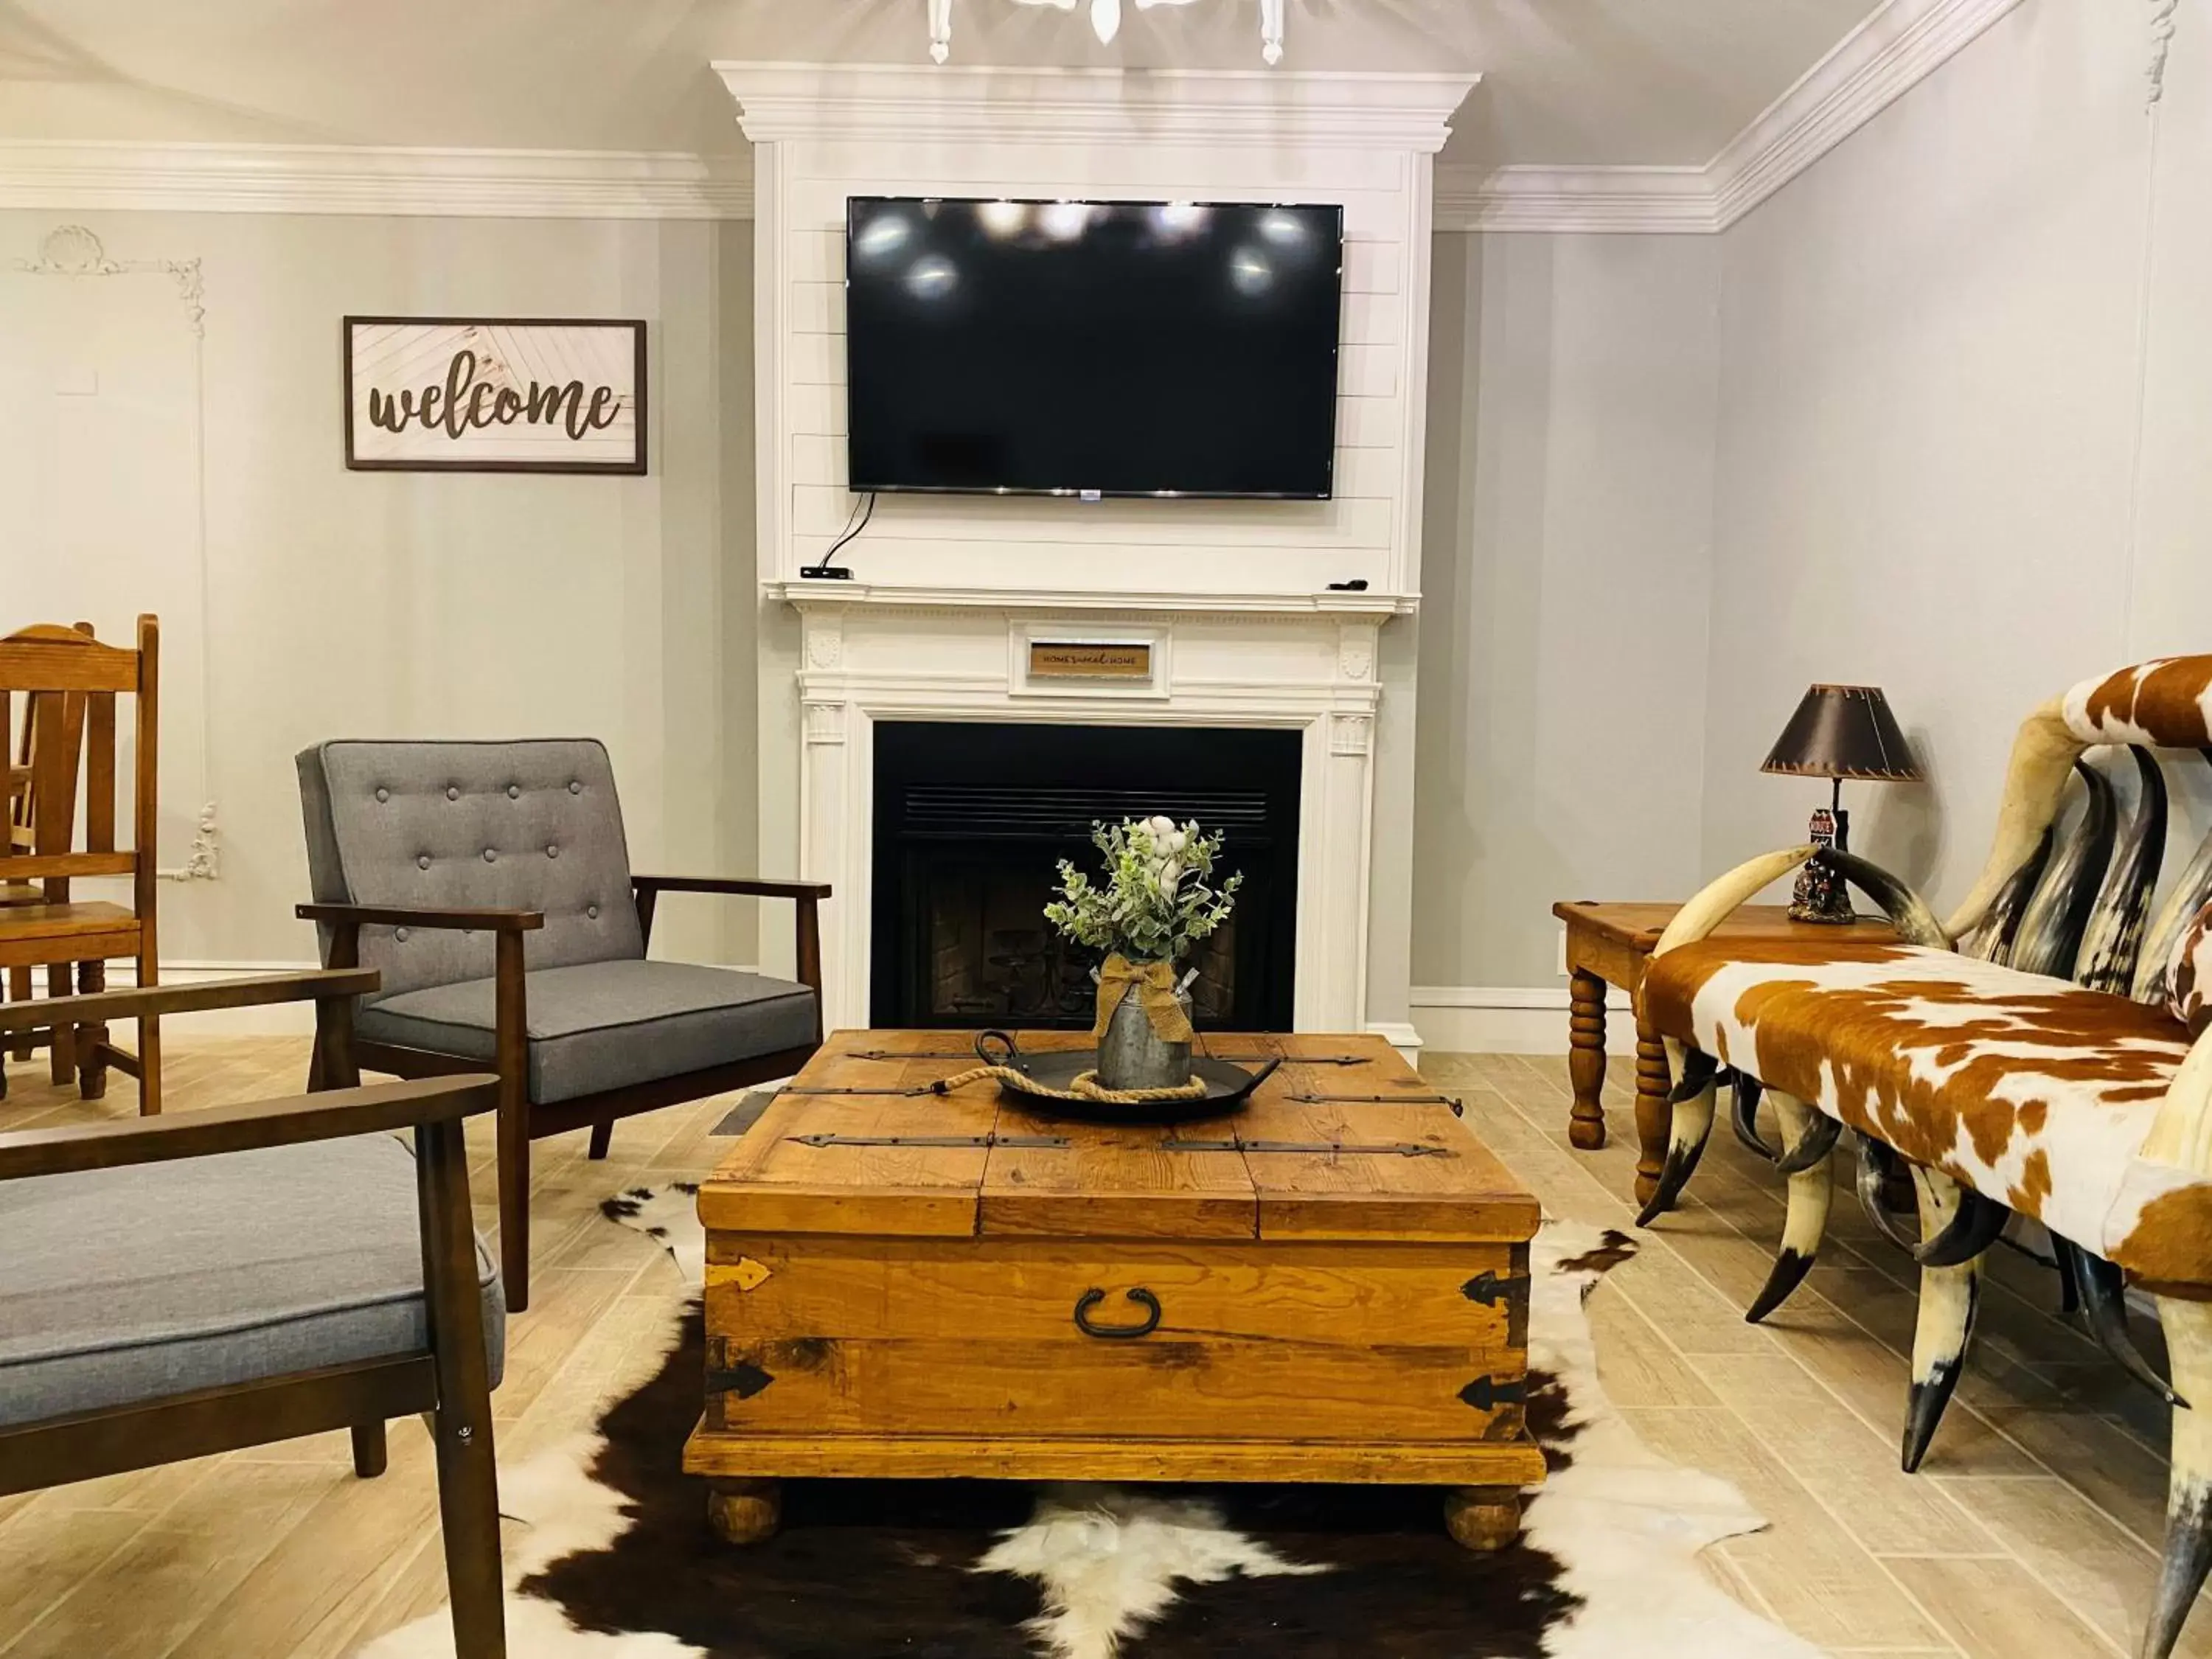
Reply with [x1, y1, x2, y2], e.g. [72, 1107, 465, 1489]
[1635, 655, 2212, 1659]
[683, 1029, 1546, 1551]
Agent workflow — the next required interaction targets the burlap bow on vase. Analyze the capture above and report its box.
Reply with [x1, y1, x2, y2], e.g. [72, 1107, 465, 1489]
[1091, 953, 1196, 1046]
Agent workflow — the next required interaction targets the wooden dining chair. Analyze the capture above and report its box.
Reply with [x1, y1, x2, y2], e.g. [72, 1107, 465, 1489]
[0, 617, 161, 1110]
[4, 623, 93, 1074]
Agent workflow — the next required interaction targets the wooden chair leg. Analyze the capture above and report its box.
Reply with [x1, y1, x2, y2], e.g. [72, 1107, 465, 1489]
[47, 962, 75, 1085]
[6, 966, 31, 1060]
[493, 931, 529, 1315]
[417, 1114, 507, 1659]
[496, 1081, 530, 1315]
[136, 1008, 161, 1117]
[350, 1420, 389, 1479]
[587, 1120, 613, 1161]
[75, 961, 108, 1101]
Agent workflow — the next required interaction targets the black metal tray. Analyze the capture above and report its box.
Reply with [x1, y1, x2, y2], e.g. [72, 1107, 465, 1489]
[975, 1032, 1279, 1124]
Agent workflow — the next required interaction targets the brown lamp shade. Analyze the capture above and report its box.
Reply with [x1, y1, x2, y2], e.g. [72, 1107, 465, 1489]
[1761, 684, 1922, 781]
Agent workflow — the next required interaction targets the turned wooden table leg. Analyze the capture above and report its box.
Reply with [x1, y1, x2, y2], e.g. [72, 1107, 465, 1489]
[707, 1478, 782, 1545]
[1633, 1019, 1672, 1211]
[1445, 1486, 1521, 1551]
[1567, 967, 1608, 1152]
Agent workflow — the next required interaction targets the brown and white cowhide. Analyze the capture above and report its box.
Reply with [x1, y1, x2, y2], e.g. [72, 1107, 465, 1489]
[361, 1190, 1818, 1659]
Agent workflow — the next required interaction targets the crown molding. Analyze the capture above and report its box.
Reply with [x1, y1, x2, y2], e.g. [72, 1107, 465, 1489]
[1436, 166, 1717, 234]
[1436, 0, 2023, 234]
[1707, 0, 2023, 228]
[714, 62, 1480, 153]
[0, 141, 753, 219]
[0, 0, 2019, 230]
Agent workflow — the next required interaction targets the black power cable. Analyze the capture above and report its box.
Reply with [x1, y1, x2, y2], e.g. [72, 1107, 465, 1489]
[802, 490, 875, 579]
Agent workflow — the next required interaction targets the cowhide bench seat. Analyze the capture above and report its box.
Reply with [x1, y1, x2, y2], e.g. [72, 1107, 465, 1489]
[1630, 654, 2212, 1659]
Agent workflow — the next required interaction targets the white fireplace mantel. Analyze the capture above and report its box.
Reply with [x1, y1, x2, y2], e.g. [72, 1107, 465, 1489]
[725, 63, 1473, 1044]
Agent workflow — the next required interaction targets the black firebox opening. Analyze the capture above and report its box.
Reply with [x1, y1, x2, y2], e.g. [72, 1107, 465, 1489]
[871, 723, 1300, 1032]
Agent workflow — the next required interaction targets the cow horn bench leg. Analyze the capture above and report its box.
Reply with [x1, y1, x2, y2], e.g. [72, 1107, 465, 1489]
[1444, 1486, 1522, 1552]
[708, 1477, 783, 1545]
[2058, 1241, 2185, 1408]
[1902, 1166, 1986, 1473]
[1635, 1039, 1717, 1228]
[1747, 1091, 1834, 1324]
[2145, 1298, 2212, 1659]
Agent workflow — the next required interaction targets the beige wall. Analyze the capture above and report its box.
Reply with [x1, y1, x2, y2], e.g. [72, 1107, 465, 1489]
[0, 211, 757, 973]
[1412, 229, 1722, 992]
[1703, 0, 2212, 906]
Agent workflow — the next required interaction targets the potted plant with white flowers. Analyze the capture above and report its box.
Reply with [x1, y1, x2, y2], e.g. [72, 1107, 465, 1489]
[1044, 815, 1243, 1090]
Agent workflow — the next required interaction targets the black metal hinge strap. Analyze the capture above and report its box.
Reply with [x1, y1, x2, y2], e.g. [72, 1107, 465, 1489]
[1286, 1092, 1464, 1107]
[706, 1360, 777, 1399]
[1160, 1137, 1451, 1158]
[787, 1133, 1071, 1150]
[1460, 1270, 1529, 1307]
[1459, 1375, 1528, 1411]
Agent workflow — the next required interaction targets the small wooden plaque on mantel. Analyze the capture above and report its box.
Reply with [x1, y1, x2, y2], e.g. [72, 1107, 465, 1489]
[1028, 641, 1152, 680]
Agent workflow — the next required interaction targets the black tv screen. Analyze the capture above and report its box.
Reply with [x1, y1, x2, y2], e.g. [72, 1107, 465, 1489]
[844, 197, 1343, 499]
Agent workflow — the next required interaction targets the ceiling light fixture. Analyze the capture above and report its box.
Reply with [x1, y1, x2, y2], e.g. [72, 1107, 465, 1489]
[928, 0, 1285, 66]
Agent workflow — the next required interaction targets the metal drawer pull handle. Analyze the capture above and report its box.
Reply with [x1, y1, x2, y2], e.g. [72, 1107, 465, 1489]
[1074, 1287, 1162, 1339]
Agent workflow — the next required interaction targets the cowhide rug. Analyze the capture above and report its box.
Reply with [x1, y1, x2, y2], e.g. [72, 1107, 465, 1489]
[362, 1189, 1816, 1659]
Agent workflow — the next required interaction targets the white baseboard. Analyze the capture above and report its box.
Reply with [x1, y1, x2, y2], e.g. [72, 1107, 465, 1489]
[1363, 1020, 1425, 1062]
[1409, 984, 1635, 1057]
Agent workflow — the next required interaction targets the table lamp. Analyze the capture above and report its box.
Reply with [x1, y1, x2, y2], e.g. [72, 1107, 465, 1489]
[1761, 684, 1922, 922]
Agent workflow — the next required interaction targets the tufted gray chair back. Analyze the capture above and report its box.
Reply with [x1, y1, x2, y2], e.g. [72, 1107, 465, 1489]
[298, 740, 644, 998]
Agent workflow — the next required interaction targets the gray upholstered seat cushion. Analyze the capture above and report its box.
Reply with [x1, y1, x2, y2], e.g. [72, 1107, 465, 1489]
[0, 1135, 504, 1430]
[358, 959, 818, 1106]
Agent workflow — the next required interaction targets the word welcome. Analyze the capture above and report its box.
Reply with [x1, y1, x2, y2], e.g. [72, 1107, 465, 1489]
[364, 349, 621, 442]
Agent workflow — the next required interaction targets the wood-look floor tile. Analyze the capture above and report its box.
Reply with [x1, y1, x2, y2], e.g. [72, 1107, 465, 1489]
[1879, 1555, 2119, 1659]
[1703, 1352, 2000, 1558]
[1624, 1405, 1952, 1649]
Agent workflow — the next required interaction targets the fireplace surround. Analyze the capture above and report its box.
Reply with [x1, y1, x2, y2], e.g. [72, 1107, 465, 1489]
[723, 65, 1474, 1052]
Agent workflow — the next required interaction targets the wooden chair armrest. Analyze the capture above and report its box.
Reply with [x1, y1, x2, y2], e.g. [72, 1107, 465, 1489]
[0, 1075, 499, 1182]
[296, 902, 545, 932]
[0, 969, 380, 1037]
[629, 876, 834, 900]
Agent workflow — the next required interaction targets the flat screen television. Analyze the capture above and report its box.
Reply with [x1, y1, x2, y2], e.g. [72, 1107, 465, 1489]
[844, 196, 1343, 500]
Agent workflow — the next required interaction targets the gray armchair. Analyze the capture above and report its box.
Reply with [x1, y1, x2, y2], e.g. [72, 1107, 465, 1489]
[296, 739, 827, 1312]
[0, 971, 506, 1658]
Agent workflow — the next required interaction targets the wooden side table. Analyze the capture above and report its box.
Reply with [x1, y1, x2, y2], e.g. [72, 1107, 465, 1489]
[1551, 902, 1894, 1208]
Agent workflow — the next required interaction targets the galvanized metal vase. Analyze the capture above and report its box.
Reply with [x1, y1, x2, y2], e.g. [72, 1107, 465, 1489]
[1097, 984, 1194, 1091]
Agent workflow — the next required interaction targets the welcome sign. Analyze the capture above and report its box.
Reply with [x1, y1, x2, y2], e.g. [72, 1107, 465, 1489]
[343, 316, 646, 474]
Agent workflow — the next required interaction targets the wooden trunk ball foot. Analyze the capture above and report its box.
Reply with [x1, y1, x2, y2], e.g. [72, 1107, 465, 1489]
[707, 1478, 782, 1545]
[1445, 1486, 1521, 1551]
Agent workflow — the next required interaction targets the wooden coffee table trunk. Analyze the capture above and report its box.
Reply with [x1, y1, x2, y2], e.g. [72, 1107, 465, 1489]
[684, 1032, 1545, 1549]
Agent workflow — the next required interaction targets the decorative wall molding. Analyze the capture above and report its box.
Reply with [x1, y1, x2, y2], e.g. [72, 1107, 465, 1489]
[716, 63, 1478, 153]
[1436, 0, 2027, 234]
[10, 225, 220, 881]
[0, 142, 753, 220]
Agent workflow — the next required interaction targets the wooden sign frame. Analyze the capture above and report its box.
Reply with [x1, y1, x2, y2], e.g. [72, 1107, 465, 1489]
[342, 316, 647, 476]
[1027, 641, 1155, 681]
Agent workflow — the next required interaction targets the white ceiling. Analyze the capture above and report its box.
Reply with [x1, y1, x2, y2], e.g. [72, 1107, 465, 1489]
[0, 0, 1885, 167]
